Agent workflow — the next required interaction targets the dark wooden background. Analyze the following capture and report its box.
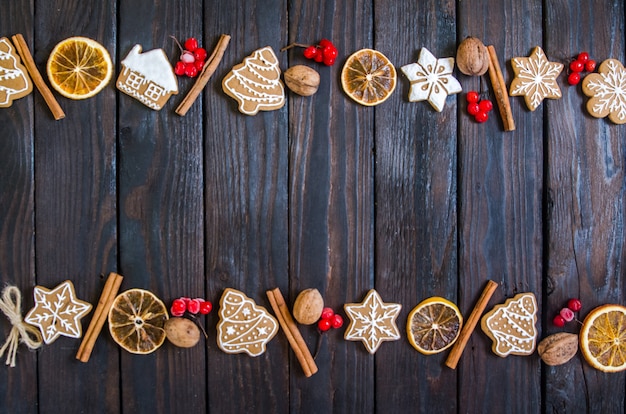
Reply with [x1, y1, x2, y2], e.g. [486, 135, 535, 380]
[1, 0, 625, 413]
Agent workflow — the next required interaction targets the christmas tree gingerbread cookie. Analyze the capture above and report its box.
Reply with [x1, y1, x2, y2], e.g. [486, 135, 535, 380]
[117, 45, 178, 110]
[0, 37, 33, 108]
[216, 288, 278, 357]
[222, 46, 285, 115]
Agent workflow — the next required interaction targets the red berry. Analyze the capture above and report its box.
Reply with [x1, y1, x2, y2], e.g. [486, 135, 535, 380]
[199, 300, 212, 315]
[187, 298, 201, 314]
[585, 60, 597, 72]
[474, 111, 489, 123]
[553, 314, 566, 327]
[303, 46, 317, 59]
[181, 51, 195, 64]
[184, 37, 198, 52]
[560, 307, 575, 322]
[314, 51, 324, 63]
[194, 47, 207, 62]
[570, 60, 584, 73]
[577, 52, 589, 64]
[567, 298, 582, 312]
[184, 63, 198, 78]
[174, 61, 186, 76]
[321, 307, 334, 320]
[567, 72, 581, 85]
[318, 318, 332, 332]
[322, 46, 338, 60]
[322, 55, 336, 66]
[318, 39, 333, 48]
[478, 99, 493, 112]
[195, 59, 205, 72]
[331, 314, 343, 329]
[466, 91, 479, 103]
[467, 102, 480, 116]
[171, 298, 187, 317]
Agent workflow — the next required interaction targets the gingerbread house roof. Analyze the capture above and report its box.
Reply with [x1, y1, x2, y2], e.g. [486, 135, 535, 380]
[121, 45, 178, 93]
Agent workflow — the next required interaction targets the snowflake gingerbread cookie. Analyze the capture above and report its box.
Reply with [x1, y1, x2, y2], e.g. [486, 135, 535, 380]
[400, 47, 462, 112]
[344, 289, 402, 354]
[24, 280, 92, 344]
[216, 288, 279, 357]
[0, 37, 33, 108]
[582, 58, 626, 124]
[509, 46, 563, 111]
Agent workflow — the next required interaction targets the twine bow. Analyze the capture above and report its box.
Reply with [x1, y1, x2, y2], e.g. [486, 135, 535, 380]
[0, 285, 42, 367]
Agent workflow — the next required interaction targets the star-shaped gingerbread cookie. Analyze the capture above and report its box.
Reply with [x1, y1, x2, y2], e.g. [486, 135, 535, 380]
[400, 47, 462, 112]
[24, 280, 92, 344]
[344, 289, 401, 354]
[509, 46, 563, 111]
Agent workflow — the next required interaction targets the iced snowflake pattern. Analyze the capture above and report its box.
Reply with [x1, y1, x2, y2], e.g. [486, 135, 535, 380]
[344, 289, 401, 354]
[400, 47, 462, 112]
[509, 46, 563, 111]
[582, 59, 626, 124]
[24, 280, 92, 344]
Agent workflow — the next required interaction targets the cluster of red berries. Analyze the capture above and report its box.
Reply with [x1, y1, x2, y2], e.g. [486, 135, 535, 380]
[466, 91, 493, 123]
[173, 37, 208, 78]
[302, 39, 338, 66]
[552, 298, 582, 327]
[171, 297, 213, 317]
[317, 307, 344, 332]
[567, 52, 597, 85]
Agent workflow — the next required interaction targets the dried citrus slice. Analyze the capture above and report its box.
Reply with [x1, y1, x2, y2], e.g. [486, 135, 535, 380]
[108, 288, 169, 354]
[46, 36, 112, 99]
[580, 304, 626, 373]
[341, 48, 396, 106]
[407, 296, 462, 355]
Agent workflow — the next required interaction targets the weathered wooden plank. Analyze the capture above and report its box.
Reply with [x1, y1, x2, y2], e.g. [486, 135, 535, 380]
[31, 0, 118, 412]
[116, 0, 206, 412]
[203, 1, 290, 413]
[373, 1, 459, 413]
[0, 1, 36, 412]
[457, 0, 543, 412]
[285, 0, 375, 412]
[545, 1, 626, 412]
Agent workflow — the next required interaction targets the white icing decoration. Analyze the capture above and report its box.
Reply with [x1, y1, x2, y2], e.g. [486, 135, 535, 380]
[120, 45, 178, 92]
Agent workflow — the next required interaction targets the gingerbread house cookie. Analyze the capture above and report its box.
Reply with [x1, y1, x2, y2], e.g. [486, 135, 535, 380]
[0, 37, 33, 108]
[117, 45, 178, 110]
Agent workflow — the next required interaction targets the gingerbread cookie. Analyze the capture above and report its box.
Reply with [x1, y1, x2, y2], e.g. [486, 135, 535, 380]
[509, 46, 563, 111]
[582, 58, 626, 124]
[117, 45, 178, 110]
[344, 289, 401, 354]
[400, 47, 461, 112]
[481, 292, 537, 357]
[24, 280, 92, 344]
[0, 37, 33, 108]
[222, 46, 285, 115]
[216, 288, 278, 357]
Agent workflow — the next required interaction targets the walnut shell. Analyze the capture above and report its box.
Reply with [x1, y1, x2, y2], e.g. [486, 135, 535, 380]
[292, 288, 324, 325]
[537, 332, 578, 366]
[284, 65, 320, 96]
[164, 317, 200, 348]
[456, 36, 489, 76]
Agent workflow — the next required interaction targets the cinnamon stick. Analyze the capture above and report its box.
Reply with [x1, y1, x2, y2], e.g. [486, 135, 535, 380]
[486, 45, 515, 132]
[11, 34, 65, 120]
[76, 272, 123, 362]
[445, 280, 498, 369]
[266, 288, 318, 377]
[175, 34, 231, 116]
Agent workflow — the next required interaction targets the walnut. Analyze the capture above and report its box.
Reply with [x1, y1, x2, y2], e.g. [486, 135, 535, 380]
[164, 317, 200, 348]
[537, 332, 578, 366]
[292, 288, 324, 325]
[284, 65, 320, 96]
[456, 36, 489, 76]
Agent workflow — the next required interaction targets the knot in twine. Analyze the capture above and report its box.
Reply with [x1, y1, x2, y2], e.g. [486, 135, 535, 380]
[0, 285, 42, 367]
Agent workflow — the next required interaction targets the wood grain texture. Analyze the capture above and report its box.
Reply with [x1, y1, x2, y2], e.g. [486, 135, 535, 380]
[286, 0, 375, 412]
[0, 1, 36, 412]
[374, 1, 459, 413]
[545, 1, 626, 412]
[457, 0, 543, 413]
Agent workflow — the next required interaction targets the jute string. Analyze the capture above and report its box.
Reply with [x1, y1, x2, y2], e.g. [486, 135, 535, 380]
[0, 285, 42, 367]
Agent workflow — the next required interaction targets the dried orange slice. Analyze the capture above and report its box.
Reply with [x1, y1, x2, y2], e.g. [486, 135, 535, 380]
[580, 304, 626, 373]
[46, 37, 112, 99]
[108, 288, 169, 354]
[407, 296, 462, 355]
[341, 48, 396, 106]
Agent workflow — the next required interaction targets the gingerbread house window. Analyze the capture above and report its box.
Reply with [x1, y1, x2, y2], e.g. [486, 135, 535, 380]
[144, 83, 164, 101]
[126, 72, 143, 90]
